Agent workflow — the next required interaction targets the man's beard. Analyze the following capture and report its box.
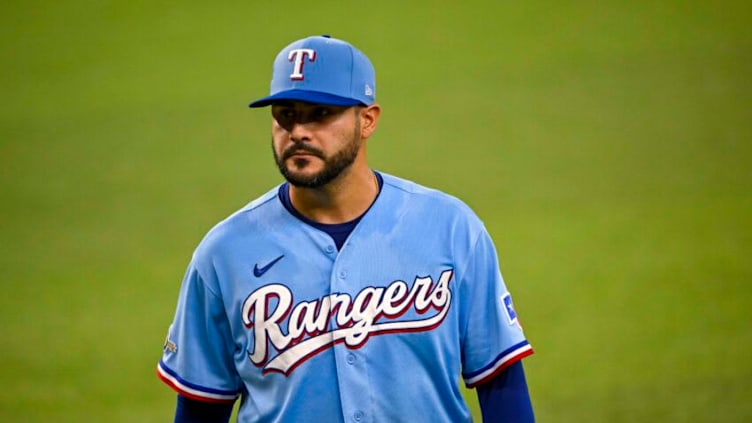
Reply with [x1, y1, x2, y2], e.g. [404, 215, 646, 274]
[273, 121, 361, 189]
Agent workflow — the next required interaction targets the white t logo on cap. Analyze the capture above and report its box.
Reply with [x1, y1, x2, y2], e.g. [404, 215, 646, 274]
[288, 48, 316, 81]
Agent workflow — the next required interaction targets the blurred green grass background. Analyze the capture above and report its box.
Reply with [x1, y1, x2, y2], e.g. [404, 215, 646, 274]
[1, 1, 750, 421]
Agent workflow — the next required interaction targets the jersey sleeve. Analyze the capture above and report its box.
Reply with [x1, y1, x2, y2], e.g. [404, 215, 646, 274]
[157, 262, 241, 403]
[459, 229, 533, 388]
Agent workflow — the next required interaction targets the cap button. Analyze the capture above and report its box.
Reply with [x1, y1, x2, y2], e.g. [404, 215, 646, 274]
[321, 34, 331, 38]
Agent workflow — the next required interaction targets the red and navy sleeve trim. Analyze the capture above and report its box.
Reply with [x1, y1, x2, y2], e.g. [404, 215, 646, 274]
[463, 340, 534, 388]
[157, 360, 239, 404]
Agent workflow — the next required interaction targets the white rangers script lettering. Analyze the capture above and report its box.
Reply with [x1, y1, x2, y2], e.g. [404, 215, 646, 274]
[241, 270, 453, 375]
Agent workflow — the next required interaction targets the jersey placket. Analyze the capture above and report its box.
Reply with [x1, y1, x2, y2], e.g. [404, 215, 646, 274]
[328, 239, 374, 423]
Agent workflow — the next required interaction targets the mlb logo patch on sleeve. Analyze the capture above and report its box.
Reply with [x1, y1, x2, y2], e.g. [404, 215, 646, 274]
[501, 293, 518, 326]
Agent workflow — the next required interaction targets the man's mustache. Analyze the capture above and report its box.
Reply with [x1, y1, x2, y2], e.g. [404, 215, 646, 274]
[282, 143, 325, 161]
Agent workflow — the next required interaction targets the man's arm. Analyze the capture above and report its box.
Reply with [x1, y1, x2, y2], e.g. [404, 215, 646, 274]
[476, 361, 535, 422]
[174, 395, 234, 423]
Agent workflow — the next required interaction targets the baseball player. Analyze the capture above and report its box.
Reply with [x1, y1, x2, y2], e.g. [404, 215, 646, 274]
[157, 35, 534, 422]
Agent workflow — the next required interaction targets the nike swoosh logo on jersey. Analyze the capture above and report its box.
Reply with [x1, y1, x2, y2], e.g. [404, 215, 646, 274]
[253, 255, 284, 277]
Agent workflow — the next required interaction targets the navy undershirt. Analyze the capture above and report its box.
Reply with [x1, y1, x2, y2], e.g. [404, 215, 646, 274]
[476, 361, 535, 422]
[174, 395, 233, 423]
[277, 171, 384, 250]
[174, 171, 534, 422]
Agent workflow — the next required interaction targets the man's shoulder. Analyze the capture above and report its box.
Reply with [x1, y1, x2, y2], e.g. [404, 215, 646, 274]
[193, 185, 284, 255]
[381, 172, 479, 218]
[376, 173, 491, 255]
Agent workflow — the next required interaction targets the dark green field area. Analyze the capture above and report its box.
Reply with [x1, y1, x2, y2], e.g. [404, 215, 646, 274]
[1, 1, 750, 421]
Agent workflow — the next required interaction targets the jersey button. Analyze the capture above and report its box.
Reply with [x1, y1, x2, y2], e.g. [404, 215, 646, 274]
[338, 270, 347, 279]
[326, 245, 335, 254]
[346, 353, 356, 364]
[353, 410, 364, 422]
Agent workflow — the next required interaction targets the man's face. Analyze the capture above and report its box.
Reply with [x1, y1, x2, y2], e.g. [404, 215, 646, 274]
[271, 101, 362, 188]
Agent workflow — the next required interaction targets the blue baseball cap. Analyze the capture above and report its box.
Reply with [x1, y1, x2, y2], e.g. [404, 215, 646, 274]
[248, 35, 376, 108]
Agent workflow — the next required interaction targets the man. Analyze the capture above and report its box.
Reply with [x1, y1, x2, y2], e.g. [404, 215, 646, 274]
[157, 34, 535, 422]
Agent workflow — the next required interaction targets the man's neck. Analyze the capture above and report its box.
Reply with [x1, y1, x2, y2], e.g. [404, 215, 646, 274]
[288, 167, 380, 224]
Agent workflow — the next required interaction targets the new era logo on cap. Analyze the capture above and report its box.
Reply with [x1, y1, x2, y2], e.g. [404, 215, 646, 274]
[249, 35, 376, 108]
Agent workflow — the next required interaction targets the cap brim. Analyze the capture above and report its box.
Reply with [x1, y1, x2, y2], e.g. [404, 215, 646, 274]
[248, 89, 364, 108]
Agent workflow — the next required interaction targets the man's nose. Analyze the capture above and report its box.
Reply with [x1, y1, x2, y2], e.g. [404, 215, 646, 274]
[288, 120, 314, 141]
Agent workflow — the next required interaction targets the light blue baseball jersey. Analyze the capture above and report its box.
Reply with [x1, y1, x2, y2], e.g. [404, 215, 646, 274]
[157, 172, 533, 422]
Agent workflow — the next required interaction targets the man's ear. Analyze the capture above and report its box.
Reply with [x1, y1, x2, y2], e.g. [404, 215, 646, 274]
[359, 103, 381, 139]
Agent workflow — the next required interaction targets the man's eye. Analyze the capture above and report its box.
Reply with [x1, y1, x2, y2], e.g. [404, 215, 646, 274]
[275, 109, 294, 122]
[313, 108, 330, 119]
